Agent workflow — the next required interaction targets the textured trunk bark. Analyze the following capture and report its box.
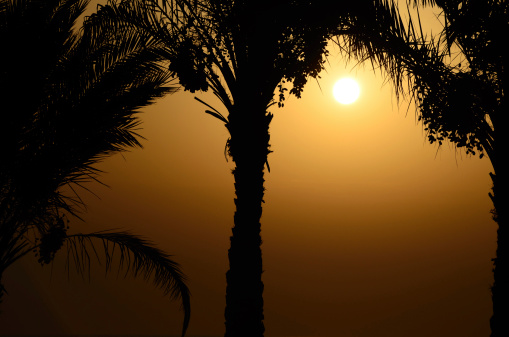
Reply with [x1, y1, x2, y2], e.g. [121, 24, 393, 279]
[0, 280, 4, 307]
[489, 60, 509, 337]
[490, 115, 509, 337]
[0, 265, 4, 305]
[0, 217, 17, 307]
[0, 270, 5, 306]
[224, 102, 271, 337]
[490, 168, 509, 337]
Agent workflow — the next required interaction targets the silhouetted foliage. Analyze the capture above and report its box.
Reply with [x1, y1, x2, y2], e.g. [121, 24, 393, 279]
[0, 1, 190, 334]
[340, 0, 504, 158]
[338, 1, 508, 336]
[96, 1, 353, 336]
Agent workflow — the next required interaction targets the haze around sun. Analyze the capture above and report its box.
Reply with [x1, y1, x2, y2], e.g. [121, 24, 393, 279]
[333, 77, 360, 104]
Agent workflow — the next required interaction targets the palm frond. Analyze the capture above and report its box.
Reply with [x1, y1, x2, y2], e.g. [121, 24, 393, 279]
[0, 224, 31, 273]
[2, 0, 178, 220]
[336, 0, 501, 159]
[63, 231, 190, 337]
[1, 3, 186, 328]
[195, 97, 228, 124]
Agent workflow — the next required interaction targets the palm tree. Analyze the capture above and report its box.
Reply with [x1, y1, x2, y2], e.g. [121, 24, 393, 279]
[0, 1, 190, 334]
[338, 0, 507, 336]
[94, 1, 351, 336]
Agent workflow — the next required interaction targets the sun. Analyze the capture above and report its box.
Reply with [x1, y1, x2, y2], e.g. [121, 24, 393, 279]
[333, 78, 360, 105]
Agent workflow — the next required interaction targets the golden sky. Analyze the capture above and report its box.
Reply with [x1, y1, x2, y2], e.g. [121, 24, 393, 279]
[0, 2, 496, 337]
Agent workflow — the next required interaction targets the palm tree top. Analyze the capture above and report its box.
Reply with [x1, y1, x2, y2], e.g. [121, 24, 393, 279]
[1, 1, 190, 335]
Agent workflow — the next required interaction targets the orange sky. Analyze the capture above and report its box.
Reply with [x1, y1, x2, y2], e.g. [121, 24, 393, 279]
[0, 2, 496, 337]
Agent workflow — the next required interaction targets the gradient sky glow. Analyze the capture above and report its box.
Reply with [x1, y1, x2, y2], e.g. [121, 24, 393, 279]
[0, 2, 496, 337]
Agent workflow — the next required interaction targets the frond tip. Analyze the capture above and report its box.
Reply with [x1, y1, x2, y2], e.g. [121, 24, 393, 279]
[64, 231, 190, 336]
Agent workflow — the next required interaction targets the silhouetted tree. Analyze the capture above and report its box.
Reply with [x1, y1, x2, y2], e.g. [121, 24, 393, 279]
[339, 1, 507, 336]
[95, 1, 355, 336]
[0, 1, 190, 334]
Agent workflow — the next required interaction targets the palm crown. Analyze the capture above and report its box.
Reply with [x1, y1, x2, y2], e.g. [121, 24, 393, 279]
[0, 1, 190, 334]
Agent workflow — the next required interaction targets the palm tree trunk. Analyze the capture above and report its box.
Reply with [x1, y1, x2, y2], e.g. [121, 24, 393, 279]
[490, 104, 509, 337]
[0, 267, 5, 306]
[490, 169, 509, 337]
[224, 102, 271, 337]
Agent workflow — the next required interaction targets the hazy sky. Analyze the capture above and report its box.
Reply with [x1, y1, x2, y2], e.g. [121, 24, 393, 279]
[0, 2, 496, 337]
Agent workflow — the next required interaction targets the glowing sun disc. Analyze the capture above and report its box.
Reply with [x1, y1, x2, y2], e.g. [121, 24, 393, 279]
[333, 78, 360, 104]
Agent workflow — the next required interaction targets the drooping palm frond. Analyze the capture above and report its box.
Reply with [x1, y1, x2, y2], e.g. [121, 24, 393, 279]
[1, 2, 189, 329]
[62, 231, 190, 337]
[336, 0, 422, 97]
[1, 0, 177, 229]
[38, 4, 177, 203]
[336, 0, 498, 159]
[339, 3, 507, 337]
[0, 221, 31, 277]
